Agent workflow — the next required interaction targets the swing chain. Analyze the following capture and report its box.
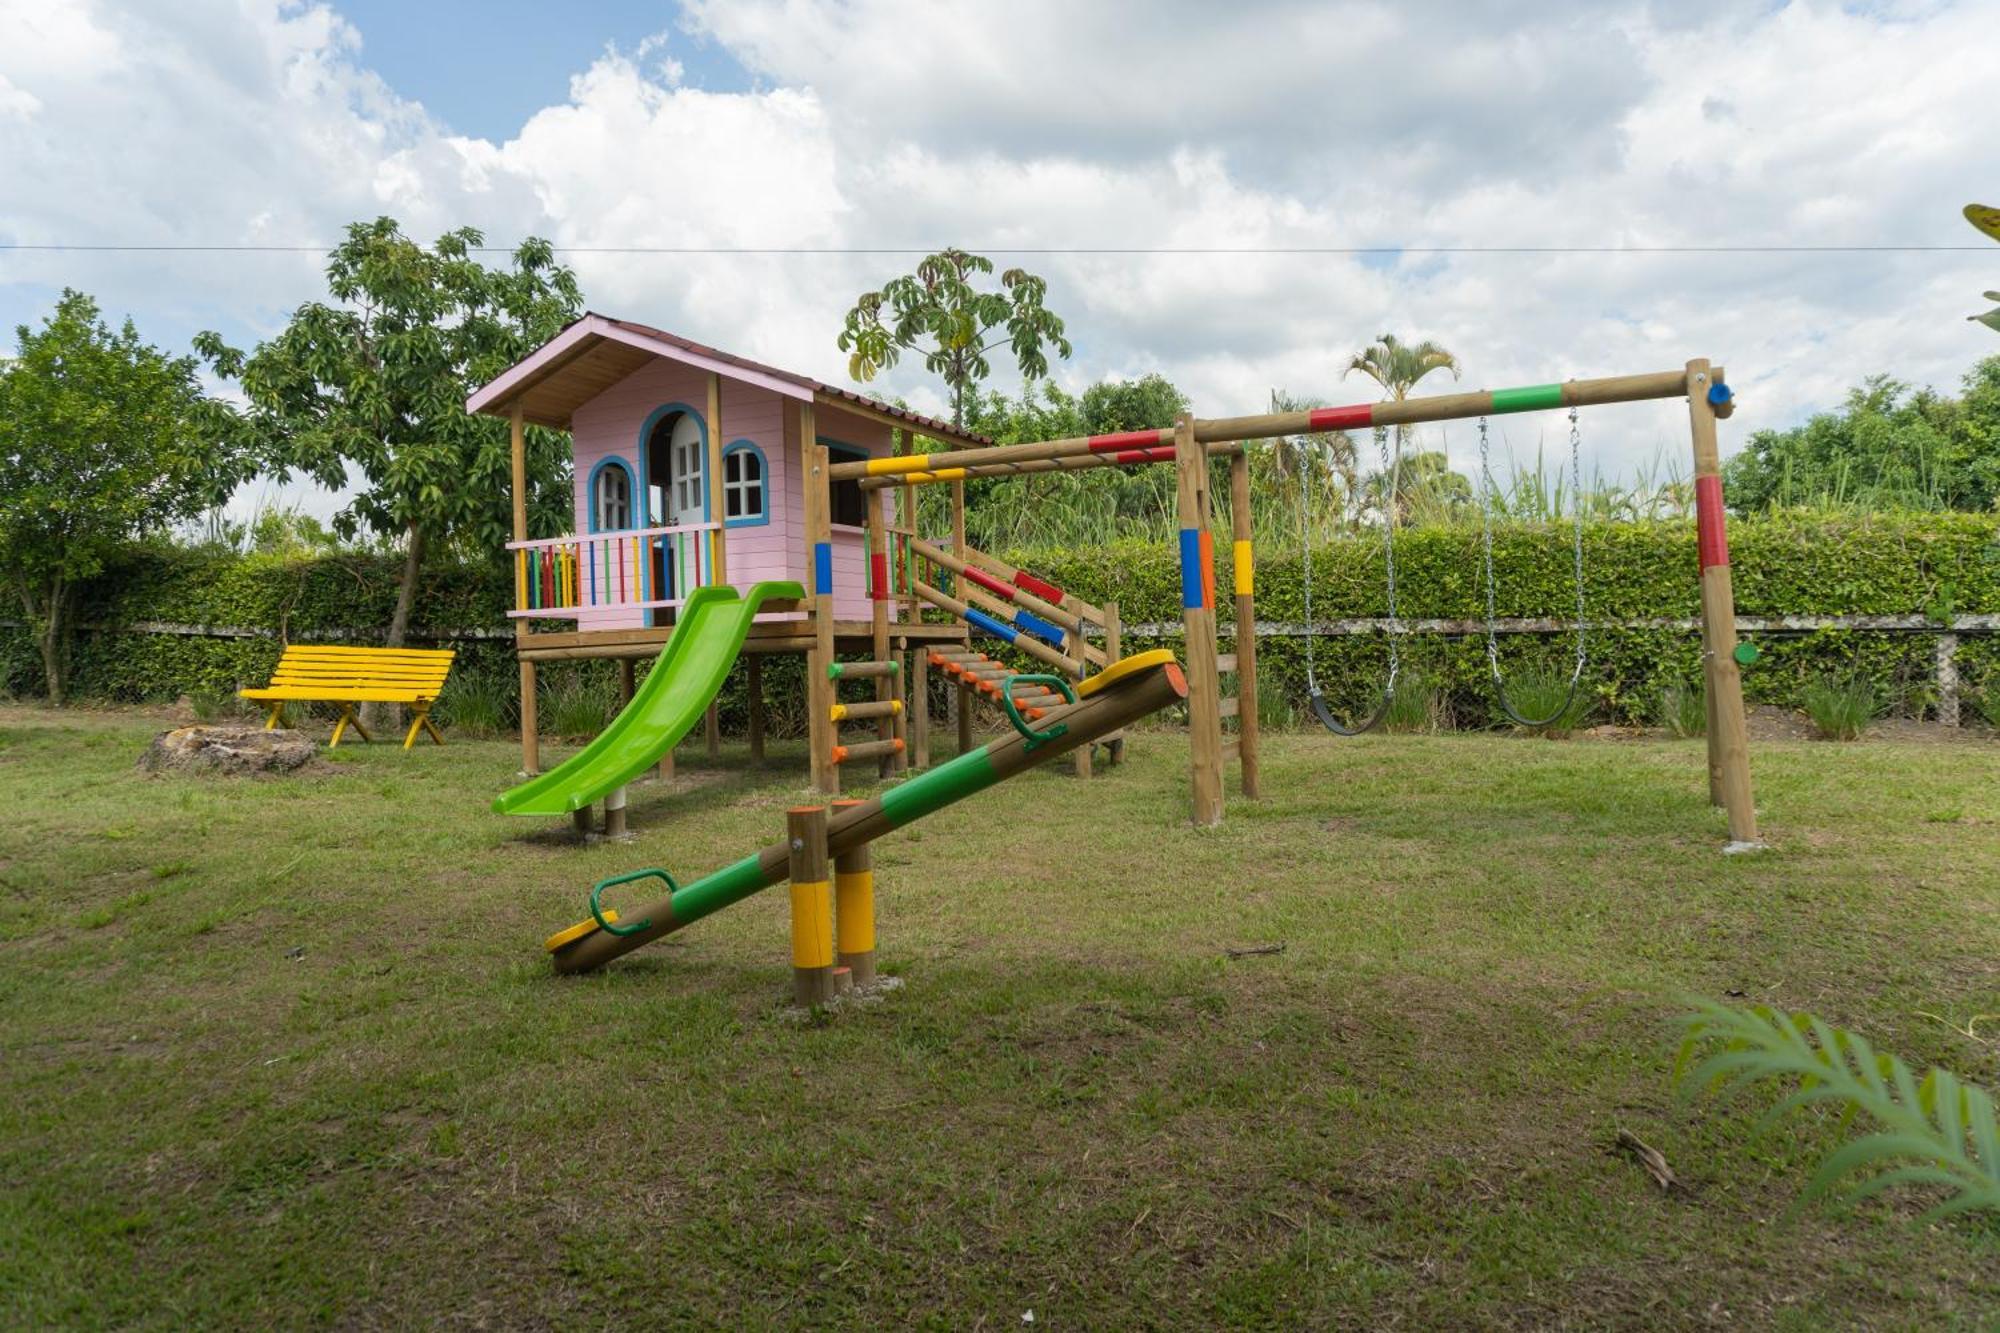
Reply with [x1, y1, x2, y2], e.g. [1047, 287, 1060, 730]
[1376, 422, 1402, 695]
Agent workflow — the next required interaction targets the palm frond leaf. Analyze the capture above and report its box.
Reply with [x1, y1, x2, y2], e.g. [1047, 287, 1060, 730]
[1676, 998, 2000, 1221]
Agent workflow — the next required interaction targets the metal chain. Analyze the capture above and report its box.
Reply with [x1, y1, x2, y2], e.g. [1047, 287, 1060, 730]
[1377, 423, 1402, 693]
[1479, 416, 1502, 676]
[1563, 406, 1587, 683]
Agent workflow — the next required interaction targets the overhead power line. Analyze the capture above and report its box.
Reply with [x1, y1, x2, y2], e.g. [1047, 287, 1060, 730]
[0, 242, 1991, 256]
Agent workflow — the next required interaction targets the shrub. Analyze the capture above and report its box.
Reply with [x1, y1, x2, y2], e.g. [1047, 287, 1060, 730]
[436, 670, 514, 739]
[543, 671, 617, 739]
[1495, 667, 1593, 738]
[1971, 688, 2000, 730]
[1656, 678, 1707, 738]
[1801, 675, 1876, 740]
[1382, 671, 1446, 733]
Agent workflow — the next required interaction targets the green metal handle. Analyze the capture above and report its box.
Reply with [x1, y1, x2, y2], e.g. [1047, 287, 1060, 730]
[589, 867, 677, 937]
[1733, 641, 1760, 666]
[1001, 673, 1077, 751]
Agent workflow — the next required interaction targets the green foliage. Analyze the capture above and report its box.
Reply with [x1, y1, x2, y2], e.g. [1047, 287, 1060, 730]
[838, 248, 1072, 429]
[1496, 666, 1593, 737]
[1676, 999, 2000, 1223]
[1381, 672, 1444, 733]
[542, 668, 618, 740]
[1801, 675, 1878, 740]
[196, 218, 582, 639]
[434, 668, 514, 739]
[0, 290, 255, 702]
[1656, 678, 1707, 738]
[1723, 357, 2000, 513]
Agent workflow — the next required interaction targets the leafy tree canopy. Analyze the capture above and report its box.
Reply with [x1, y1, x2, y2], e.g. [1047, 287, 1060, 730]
[197, 218, 583, 642]
[1724, 356, 2000, 513]
[0, 289, 255, 701]
[839, 248, 1073, 430]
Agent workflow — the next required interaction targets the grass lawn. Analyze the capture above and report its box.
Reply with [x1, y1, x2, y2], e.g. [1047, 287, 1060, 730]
[3, 704, 1998, 1328]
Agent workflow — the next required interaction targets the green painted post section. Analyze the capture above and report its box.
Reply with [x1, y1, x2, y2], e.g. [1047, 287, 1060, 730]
[642, 746, 1002, 931]
[1489, 383, 1566, 414]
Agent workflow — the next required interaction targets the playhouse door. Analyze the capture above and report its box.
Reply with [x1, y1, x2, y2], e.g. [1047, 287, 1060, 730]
[649, 413, 705, 618]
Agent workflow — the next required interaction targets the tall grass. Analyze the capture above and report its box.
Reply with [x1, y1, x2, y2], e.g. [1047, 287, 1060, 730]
[1801, 676, 1877, 740]
[543, 672, 618, 740]
[435, 671, 515, 739]
[1656, 679, 1707, 738]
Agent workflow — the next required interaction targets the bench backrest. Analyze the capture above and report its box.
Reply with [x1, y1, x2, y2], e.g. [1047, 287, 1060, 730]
[266, 645, 456, 698]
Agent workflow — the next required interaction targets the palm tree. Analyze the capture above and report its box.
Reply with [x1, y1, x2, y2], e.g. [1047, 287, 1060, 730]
[1345, 333, 1461, 528]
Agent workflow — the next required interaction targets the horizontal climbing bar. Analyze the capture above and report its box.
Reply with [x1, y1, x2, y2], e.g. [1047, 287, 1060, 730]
[831, 699, 903, 722]
[855, 442, 1241, 489]
[828, 659, 899, 680]
[911, 581, 1083, 676]
[832, 738, 905, 764]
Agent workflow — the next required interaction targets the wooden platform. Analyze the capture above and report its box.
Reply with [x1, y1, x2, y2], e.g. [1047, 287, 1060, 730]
[513, 618, 971, 662]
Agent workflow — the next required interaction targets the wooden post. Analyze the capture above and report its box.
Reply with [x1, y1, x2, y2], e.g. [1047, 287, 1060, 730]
[1067, 620, 1093, 779]
[1175, 413, 1225, 826]
[511, 403, 537, 775]
[746, 653, 765, 761]
[831, 799, 876, 989]
[867, 474, 895, 778]
[950, 473, 970, 755]
[910, 643, 930, 770]
[618, 658, 635, 705]
[706, 371, 727, 587]
[786, 805, 837, 1006]
[1686, 360, 1760, 848]
[956, 678, 974, 755]
[603, 785, 628, 839]
[803, 406, 840, 794]
[1103, 600, 1125, 764]
[519, 659, 540, 775]
[1229, 450, 1260, 800]
[705, 703, 721, 759]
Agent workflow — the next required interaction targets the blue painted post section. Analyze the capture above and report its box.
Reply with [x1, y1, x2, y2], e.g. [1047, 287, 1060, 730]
[965, 607, 1020, 644]
[814, 541, 834, 597]
[1013, 609, 1066, 646]
[1178, 528, 1206, 610]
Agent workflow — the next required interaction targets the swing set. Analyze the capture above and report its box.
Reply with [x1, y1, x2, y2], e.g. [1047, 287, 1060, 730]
[1300, 408, 1589, 733]
[1286, 360, 1762, 849]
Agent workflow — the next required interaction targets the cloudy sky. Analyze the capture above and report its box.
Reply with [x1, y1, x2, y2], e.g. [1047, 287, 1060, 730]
[3, 0, 1998, 516]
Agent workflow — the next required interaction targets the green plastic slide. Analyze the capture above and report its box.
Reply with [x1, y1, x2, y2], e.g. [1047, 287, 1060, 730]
[492, 581, 804, 817]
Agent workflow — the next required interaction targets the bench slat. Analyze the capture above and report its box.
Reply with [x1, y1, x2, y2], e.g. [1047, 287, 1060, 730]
[270, 667, 453, 682]
[242, 688, 440, 703]
[275, 651, 455, 664]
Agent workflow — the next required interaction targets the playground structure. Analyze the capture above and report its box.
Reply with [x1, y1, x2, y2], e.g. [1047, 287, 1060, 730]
[468, 319, 1757, 849]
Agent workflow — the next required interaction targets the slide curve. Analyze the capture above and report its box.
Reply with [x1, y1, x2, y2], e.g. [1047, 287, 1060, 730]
[493, 581, 804, 817]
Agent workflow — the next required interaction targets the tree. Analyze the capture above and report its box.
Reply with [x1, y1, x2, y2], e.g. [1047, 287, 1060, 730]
[1723, 358, 2000, 513]
[839, 248, 1073, 430]
[198, 218, 582, 649]
[0, 291, 254, 702]
[1344, 332, 1461, 514]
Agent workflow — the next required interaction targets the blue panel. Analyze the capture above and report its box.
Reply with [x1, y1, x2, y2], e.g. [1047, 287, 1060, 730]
[814, 541, 834, 596]
[1178, 528, 1205, 610]
[965, 607, 1019, 644]
[1014, 610, 1065, 646]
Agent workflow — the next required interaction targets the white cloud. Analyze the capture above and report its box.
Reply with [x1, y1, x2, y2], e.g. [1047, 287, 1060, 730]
[2, 0, 1998, 524]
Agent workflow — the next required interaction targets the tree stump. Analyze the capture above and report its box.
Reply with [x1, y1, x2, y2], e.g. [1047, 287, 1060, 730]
[138, 726, 318, 776]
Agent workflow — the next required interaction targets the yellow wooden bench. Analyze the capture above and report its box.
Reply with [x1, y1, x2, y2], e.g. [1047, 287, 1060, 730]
[240, 645, 456, 749]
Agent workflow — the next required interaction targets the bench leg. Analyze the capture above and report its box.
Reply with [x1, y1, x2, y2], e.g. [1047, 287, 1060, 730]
[403, 706, 444, 749]
[330, 705, 373, 748]
[263, 702, 285, 731]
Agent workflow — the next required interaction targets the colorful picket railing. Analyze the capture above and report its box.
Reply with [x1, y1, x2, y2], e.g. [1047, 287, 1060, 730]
[506, 522, 722, 619]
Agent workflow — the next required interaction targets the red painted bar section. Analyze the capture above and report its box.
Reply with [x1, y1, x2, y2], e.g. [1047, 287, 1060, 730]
[1695, 474, 1730, 569]
[1198, 529, 1216, 610]
[963, 565, 1015, 601]
[1308, 404, 1375, 431]
[1087, 428, 1169, 454]
[869, 551, 889, 601]
[1013, 569, 1065, 605]
[1114, 445, 1177, 464]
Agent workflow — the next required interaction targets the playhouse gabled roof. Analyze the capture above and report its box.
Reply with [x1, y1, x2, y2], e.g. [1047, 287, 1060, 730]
[465, 312, 990, 448]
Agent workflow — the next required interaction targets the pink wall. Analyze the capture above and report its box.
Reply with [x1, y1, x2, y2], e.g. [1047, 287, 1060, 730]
[564, 355, 899, 630]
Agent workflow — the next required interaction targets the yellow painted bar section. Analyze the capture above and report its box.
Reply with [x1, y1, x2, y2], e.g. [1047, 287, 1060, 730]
[868, 454, 932, 476]
[835, 869, 876, 953]
[788, 879, 834, 967]
[1233, 540, 1253, 596]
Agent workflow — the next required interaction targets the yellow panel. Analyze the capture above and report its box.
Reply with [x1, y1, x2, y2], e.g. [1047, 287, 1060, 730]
[543, 909, 618, 952]
[1076, 648, 1178, 699]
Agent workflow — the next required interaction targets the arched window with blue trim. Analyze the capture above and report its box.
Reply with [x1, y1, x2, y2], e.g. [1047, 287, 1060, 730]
[721, 440, 769, 527]
[590, 458, 635, 533]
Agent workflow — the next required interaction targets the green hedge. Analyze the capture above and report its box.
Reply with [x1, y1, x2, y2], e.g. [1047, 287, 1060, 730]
[7, 515, 1997, 730]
